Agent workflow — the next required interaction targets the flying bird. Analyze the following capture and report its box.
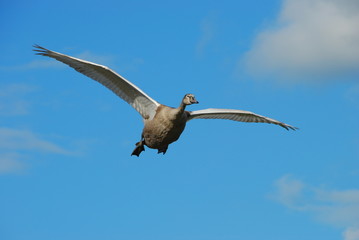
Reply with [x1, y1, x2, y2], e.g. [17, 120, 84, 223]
[34, 45, 297, 156]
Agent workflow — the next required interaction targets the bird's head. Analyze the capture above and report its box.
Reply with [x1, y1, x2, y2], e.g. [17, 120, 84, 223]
[183, 93, 199, 105]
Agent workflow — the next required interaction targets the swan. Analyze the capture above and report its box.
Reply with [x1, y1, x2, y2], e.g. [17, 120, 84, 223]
[33, 45, 297, 156]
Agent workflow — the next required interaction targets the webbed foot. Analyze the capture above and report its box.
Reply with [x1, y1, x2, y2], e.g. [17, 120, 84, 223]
[157, 146, 168, 155]
[131, 141, 145, 157]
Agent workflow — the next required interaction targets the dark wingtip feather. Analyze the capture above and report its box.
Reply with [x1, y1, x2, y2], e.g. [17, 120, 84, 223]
[280, 123, 298, 131]
[287, 125, 299, 131]
[32, 44, 44, 51]
[32, 44, 49, 56]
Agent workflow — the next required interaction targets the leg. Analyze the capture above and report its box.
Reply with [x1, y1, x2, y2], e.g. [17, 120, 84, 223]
[157, 145, 168, 155]
[131, 138, 145, 157]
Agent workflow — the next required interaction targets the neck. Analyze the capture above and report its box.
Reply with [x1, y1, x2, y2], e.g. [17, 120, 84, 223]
[177, 101, 187, 116]
[179, 101, 187, 111]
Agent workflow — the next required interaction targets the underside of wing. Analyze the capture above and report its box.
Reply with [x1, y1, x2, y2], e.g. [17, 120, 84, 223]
[33, 45, 159, 120]
[187, 108, 297, 130]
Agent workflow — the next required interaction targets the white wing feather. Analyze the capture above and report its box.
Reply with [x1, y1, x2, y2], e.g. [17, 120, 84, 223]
[188, 108, 297, 130]
[33, 45, 159, 120]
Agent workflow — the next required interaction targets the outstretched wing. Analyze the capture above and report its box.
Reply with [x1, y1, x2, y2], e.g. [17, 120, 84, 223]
[33, 45, 160, 120]
[187, 108, 297, 130]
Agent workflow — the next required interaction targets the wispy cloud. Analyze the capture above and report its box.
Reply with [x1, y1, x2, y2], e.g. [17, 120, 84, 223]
[0, 152, 25, 174]
[271, 175, 359, 240]
[270, 174, 306, 209]
[0, 127, 73, 174]
[344, 227, 359, 240]
[196, 14, 217, 58]
[243, 0, 359, 83]
[0, 128, 71, 154]
[0, 59, 63, 71]
[75, 50, 115, 66]
[0, 83, 36, 116]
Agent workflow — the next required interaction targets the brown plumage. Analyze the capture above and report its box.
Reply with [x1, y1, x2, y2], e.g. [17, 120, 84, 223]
[132, 95, 197, 156]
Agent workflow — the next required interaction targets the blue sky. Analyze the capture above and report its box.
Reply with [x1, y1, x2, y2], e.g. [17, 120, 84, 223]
[1, 0, 359, 239]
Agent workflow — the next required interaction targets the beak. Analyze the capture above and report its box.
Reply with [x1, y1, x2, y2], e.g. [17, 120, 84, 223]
[192, 99, 199, 104]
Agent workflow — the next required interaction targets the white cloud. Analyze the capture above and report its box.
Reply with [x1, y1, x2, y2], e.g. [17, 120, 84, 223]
[270, 174, 306, 209]
[0, 59, 63, 71]
[0, 127, 73, 174]
[0, 128, 71, 154]
[75, 51, 115, 66]
[243, 0, 359, 83]
[196, 14, 216, 57]
[271, 175, 359, 240]
[344, 227, 359, 240]
[0, 84, 36, 116]
[0, 153, 25, 174]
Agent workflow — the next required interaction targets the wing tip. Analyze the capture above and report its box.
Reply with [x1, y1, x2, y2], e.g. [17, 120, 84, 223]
[282, 124, 299, 131]
[33, 44, 50, 56]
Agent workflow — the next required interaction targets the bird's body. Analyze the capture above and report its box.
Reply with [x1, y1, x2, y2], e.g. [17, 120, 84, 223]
[34, 45, 297, 156]
[142, 105, 187, 151]
[133, 95, 197, 155]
